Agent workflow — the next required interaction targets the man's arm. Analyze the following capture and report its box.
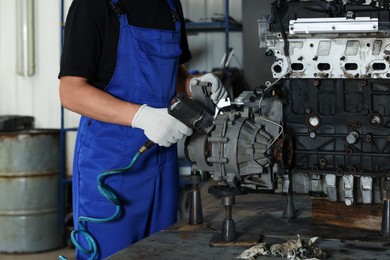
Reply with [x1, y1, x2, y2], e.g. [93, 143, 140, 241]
[176, 64, 193, 97]
[59, 76, 140, 126]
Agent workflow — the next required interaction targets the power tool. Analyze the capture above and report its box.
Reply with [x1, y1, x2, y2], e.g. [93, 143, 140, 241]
[168, 92, 215, 134]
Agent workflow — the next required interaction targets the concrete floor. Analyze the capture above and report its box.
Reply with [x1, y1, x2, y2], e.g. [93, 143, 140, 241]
[0, 247, 75, 260]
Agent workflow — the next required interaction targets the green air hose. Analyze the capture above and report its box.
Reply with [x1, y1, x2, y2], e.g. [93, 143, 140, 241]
[59, 140, 154, 260]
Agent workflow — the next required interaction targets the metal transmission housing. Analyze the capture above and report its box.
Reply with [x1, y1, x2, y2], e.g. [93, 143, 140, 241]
[186, 91, 286, 191]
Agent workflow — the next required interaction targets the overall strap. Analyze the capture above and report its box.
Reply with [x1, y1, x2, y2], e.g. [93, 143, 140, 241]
[165, 0, 181, 32]
[110, 0, 181, 30]
[110, 0, 126, 18]
[166, 0, 180, 22]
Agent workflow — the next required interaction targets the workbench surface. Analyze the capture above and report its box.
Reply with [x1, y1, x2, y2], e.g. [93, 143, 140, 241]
[107, 182, 390, 260]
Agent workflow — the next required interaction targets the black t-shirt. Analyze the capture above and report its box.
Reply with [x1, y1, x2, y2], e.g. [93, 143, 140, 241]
[59, 0, 191, 90]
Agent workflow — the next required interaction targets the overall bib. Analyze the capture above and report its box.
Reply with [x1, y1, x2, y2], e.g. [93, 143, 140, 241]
[72, 0, 182, 258]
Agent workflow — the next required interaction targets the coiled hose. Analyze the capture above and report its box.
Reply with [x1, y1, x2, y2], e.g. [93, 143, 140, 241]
[59, 140, 154, 260]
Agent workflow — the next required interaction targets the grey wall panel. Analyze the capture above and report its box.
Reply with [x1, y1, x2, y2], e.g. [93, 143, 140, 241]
[242, 0, 274, 89]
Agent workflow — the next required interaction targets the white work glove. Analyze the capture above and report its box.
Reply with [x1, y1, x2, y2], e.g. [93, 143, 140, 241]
[132, 105, 193, 147]
[189, 73, 228, 105]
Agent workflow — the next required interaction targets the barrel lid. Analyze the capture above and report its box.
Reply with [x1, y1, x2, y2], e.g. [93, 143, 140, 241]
[0, 115, 34, 132]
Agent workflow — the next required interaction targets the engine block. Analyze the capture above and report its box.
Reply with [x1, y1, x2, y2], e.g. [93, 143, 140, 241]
[264, 0, 390, 205]
[186, 0, 390, 207]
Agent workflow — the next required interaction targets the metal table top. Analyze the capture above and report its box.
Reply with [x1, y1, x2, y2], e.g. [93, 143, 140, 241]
[107, 183, 390, 260]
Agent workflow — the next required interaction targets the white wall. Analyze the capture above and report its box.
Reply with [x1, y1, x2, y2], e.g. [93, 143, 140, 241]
[0, 0, 242, 129]
[0, 0, 78, 129]
[0, 0, 243, 173]
[2, 1, 380, 128]
[181, 0, 243, 73]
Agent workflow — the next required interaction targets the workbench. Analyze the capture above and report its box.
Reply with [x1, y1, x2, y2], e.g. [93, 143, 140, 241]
[107, 181, 390, 259]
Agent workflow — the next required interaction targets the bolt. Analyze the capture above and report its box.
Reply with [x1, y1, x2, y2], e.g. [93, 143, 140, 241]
[345, 198, 353, 206]
[365, 134, 373, 143]
[265, 49, 274, 56]
[320, 158, 327, 166]
[312, 80, 320, 87]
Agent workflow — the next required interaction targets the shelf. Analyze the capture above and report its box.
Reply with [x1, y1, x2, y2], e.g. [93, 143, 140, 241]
[62, 177, 73, 184]
[185, 22, 242, 32]
[61, 127, 78, 132]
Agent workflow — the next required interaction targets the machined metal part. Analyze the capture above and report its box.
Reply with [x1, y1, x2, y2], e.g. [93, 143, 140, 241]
[188, 169, 203, 225]
[186, 1, 390, 216]
[343, 175, 355, 206]
[257, 0, 390, 206]
[381, 198, 390, 237]
[186, 91, 284, 188]
[266, 34, 390, 79]
[289, 17, 379, 34]
[360, 176, 373, 204]
[325, 174, 337, 202]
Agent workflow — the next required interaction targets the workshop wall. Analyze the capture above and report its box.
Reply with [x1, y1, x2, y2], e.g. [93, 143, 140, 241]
[0, 0, 243, 129]
[0, 0, 375, 127]
[242, 0, 275, 89]
[181, 0, 243, 74]
[0, 0, 64, 129]
[0, 0, 244, 175]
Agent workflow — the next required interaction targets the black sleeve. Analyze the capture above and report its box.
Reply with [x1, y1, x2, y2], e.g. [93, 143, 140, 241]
[58, 0, 119, 88]
[59, 0, 191, 88]
[122, 0, 191, 65]
[175, 0, 192, 65]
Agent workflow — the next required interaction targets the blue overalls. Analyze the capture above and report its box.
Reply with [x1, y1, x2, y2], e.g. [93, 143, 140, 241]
[72, 0, 182, 258]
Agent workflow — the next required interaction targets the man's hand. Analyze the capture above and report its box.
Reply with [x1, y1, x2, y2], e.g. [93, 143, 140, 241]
[189, 73, 228, 104]
[132, 105, 193, 147]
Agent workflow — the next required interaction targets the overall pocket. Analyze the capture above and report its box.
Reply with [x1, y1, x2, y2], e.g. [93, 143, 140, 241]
[136, 36, 182, 106]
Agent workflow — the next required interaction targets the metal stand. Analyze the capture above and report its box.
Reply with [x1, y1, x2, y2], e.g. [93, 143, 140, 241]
[188, 169, 203, 225]
[381, 199, 390, 237]
[283, 170, 297, 220]
[220, 195, 237, 241]
[381, 178, 390, 237]
[208, 185, 259, 247]
[208, 186, 246, 244]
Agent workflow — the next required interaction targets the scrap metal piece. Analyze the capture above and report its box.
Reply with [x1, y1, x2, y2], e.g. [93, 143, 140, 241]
[270, 235, 328, 260]
[236, 242, 269, 260]
[237, 235, 328, 260]
[270, 235, 303, 259]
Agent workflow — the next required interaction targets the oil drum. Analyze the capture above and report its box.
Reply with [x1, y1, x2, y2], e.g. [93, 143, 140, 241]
[0, 129, 63, 252]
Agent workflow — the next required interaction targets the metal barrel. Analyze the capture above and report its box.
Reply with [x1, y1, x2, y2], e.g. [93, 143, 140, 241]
[0, 129, 63, 252]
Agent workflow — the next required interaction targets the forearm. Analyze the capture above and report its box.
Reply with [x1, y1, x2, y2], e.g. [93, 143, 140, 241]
[176, 64, 193, 97]
[59, 76, 140, 126]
